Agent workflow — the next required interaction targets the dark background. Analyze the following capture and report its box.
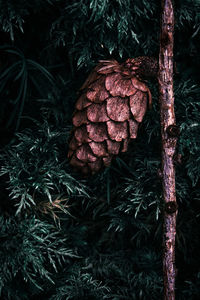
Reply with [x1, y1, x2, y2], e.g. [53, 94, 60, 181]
[0, 1, 200, 299]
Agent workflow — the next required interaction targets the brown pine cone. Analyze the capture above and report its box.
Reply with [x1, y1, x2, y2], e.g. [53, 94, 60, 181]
[68, 57, 157, 175]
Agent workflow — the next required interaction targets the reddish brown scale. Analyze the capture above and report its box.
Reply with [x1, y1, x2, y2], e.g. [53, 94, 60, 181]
[105, 73, 137, 97]
[106, 140, 120, 155]
[75, 94, 92, 110]
[107, 120, 128, 142]
[72, 110, 88, 127]
[87, 123, 108, 142]
[128, 119, 139, 138]
[130, 91, 147, 122]
[74, 126, 91, 144]
[89, 141, 108, 157]
[87, 76, 109, 103]
[106, 97, 130, 122]
[76, 145, 97, 162]
[68, 56, 157, 174]
[87, 103, 109, 122]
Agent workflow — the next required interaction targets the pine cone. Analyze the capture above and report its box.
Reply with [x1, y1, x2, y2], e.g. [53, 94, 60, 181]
[68, 57, 157, 175]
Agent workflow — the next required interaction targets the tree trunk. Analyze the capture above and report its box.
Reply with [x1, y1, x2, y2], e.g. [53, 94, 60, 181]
[158, 1, 178, 299]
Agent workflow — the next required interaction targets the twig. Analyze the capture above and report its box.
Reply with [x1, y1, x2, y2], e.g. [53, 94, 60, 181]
[158, 1, 178, 299]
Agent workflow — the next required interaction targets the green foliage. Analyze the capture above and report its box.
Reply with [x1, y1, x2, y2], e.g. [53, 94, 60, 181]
[50, 0, 159, 68]
[175, 80, 200, 187]
[0, 122, 88, 215]
[0, 215, 76, 299]
[0, 0, 200, 299]
[50, 271, 110, 300]
[0, 46, 55, 131]
[0, 0, 53, 40]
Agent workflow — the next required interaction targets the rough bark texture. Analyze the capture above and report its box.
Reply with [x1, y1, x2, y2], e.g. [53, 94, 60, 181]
[158, 1, 178, 299]
[68, 57, 158, 175]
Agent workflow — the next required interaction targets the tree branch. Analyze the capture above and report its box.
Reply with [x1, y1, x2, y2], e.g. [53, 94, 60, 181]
[158, 1, 178, 299]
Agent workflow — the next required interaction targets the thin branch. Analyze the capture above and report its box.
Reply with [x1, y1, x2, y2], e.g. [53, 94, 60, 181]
[158, 0, 178, 299]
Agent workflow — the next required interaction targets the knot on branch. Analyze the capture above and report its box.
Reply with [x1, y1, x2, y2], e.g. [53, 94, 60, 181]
[165, 201, 178, 214]
[161, 31, 171, 47]
[166, 125, 180, 137]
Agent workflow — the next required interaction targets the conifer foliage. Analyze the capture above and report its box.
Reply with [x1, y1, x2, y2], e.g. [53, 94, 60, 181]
[0, 0, 200, 299]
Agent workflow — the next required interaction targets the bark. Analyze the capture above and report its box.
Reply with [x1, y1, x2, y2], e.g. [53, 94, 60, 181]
[158, 1, 178, 299]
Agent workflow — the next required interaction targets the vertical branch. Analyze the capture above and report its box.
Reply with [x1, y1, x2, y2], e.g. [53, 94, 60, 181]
[158, 1, 178, 300]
